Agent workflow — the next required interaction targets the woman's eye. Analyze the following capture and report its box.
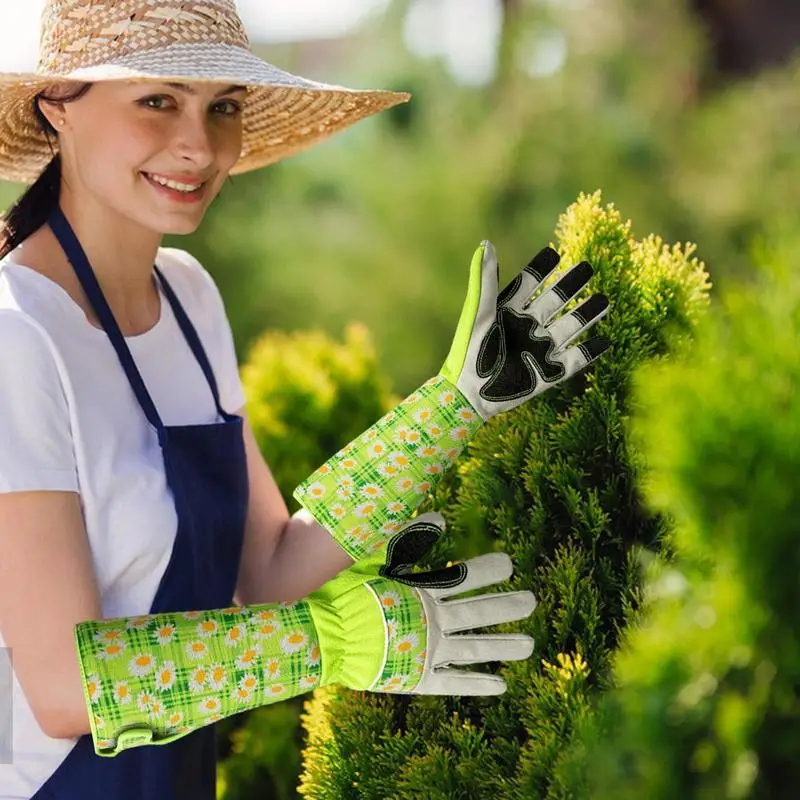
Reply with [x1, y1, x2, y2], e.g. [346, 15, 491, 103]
[213, 100, 243, 117]
[139, 95, 173, 110]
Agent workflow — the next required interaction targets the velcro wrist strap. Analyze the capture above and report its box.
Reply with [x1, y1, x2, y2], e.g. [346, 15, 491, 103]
[293, 375, 483, 560]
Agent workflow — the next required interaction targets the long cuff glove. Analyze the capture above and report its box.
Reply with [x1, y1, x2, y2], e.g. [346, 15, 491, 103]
[294, 242, 612, 560]
[75, 515, 535, 757]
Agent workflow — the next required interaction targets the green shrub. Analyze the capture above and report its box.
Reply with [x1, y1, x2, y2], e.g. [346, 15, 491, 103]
[296, 191, 712, 799]
[240, 322, 396, 507]
[567, 230, 800, 799]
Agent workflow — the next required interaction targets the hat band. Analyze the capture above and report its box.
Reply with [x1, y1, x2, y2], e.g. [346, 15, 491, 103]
[38, 1, 250, 75]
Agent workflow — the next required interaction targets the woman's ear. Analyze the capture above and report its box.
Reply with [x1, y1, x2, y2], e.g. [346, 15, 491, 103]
[38, 81, 87, 132]
[37, 95, 67, 132]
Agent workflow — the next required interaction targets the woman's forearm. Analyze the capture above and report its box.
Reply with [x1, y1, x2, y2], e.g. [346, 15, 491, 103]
[253, 509, 355, 603]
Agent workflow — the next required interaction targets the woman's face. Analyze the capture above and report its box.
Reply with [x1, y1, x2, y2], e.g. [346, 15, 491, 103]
[43, 80, 247, 235]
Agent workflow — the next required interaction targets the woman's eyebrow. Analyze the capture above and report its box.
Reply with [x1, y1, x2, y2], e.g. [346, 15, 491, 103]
[163, 82, 248, 97]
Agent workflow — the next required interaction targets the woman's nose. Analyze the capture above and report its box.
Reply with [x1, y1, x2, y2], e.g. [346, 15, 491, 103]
[172, 112, 216, 168]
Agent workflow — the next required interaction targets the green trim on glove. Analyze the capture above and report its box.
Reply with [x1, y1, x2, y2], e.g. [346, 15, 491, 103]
[293, 374, 483, 560]
[75, 581, 425, 756]
[307, 575, 385, 688]
[440, 243, 487, 386]
[310, 577, 426, 692]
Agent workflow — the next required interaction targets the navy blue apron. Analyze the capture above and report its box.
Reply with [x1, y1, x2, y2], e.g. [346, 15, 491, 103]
[33, 208, 249, 799]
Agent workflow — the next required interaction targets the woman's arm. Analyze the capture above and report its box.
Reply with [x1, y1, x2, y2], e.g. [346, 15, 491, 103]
[0, 490, 98, 740]
[0, 418, 349, 743]
[232, 410, 354, 607]
[0, 313, 102, 740]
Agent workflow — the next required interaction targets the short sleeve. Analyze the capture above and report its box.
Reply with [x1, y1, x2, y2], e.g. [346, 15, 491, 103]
[0, 311, 79, 493]
[159, 249, 246, 414]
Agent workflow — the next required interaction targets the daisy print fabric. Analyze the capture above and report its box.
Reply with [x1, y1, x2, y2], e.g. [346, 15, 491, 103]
[365, 578, 428, 694]
[294, 375, 483, 561]
[75, 601, 323, 755]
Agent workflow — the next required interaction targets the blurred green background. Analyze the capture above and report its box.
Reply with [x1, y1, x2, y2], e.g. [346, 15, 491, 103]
[5, 0, 800, 394]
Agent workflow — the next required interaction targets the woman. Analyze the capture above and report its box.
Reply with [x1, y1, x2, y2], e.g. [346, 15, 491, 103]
[0, 2, 609, 798]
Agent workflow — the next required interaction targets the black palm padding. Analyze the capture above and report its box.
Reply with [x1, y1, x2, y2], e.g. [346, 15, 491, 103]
[495, 271, 525, 309]
[476, 308, 565, 402]
[474, 247, 590, 403]
[378, 520, 468, 590]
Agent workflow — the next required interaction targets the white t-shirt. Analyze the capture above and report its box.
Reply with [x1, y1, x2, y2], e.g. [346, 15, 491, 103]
[0, 247, 246, 799]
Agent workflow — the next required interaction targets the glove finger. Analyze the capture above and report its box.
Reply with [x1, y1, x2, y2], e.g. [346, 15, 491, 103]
[426, 552, 513, 600]
[433, 633, 534, 667]
[416, 668, 507, 696]
[436, 590, 537, 633]
[556, 335, 612, 379]
[499, 247, 561, 313]
[525, 260, 593, 326]
[546, 294, 610, 352]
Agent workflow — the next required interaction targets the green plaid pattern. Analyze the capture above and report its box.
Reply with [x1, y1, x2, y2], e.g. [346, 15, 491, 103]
[365, 578, 427, 693]
[75, 602, 322, 756]
[76, 581, 433, 756]
[294, 375, 483, 560]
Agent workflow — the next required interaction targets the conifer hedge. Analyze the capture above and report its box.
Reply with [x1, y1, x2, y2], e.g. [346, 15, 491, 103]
[295, 192, 712, 799]
[217, 192, 716, 798]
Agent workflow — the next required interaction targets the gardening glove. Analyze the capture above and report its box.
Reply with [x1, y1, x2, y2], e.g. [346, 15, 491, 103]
[75, 514, 535, 757]
[294, 242, 611, 560]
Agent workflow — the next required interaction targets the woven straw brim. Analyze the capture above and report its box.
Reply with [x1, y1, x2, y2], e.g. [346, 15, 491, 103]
[0, 42, 410, 184]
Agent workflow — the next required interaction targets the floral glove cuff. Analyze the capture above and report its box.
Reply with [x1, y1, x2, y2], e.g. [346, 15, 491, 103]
[74, 582, 424, 757]
[293, 374, 482, 560]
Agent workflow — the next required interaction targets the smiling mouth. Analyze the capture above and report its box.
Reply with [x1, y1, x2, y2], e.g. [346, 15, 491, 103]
[141, 172, 207, 194]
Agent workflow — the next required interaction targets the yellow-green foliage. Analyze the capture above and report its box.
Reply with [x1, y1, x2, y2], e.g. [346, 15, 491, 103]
[297, 192, 712, 799]
[241, 322, 396, 506]
[556, 198, 712, 360]
[571, 230, 800, 799]
[297, 687, 349, 798]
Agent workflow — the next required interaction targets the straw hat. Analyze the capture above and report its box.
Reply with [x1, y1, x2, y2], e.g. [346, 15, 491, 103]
[0, 0, 410, 184]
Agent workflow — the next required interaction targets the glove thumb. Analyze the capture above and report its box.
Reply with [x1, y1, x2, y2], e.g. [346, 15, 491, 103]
[441, 241, 499, 385]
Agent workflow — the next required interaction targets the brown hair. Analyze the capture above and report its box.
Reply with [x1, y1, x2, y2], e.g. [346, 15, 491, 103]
[0, 83, 91, 259]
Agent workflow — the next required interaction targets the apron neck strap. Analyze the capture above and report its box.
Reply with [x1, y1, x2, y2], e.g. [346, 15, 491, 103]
[49, 207, 166, 436]
[154, 264, 230, 420]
